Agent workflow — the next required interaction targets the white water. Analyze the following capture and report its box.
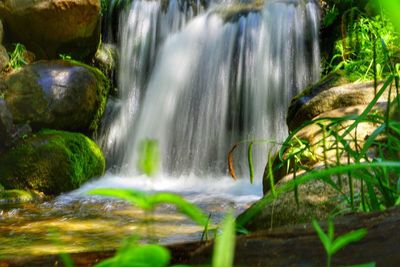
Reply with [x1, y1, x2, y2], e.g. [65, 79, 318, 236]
[97, 0, 320, 198]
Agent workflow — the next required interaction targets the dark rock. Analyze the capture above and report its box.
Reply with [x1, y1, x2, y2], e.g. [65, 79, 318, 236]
[3, 60, 109, 134]
[0, 99, 13, 151]
[0, 0, 101, 60]
[0, 129, 105, 195]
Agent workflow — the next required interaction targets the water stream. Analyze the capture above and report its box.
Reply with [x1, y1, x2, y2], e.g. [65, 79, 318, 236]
[0, 0, 320, 257]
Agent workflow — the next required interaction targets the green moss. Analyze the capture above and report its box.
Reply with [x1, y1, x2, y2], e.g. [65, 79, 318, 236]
[0, 129, 105, 195]
[0, 189, 39, 204]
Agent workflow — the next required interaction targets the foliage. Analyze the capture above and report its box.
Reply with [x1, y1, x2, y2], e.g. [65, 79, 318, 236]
[88, 188, 208, 226]
[327, 13, 399, 81]
[7, 43, 28, 70]
[312, 218, 373, 267]
[138, 139, 160, 176]
[212, 213, 236, 267]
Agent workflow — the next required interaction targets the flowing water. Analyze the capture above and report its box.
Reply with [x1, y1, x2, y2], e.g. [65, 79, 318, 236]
[0, 0, 320, 257]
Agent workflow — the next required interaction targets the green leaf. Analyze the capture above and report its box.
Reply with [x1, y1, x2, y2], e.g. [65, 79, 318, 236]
[88, 188, 151, 210]
[247, 142, 254, 184]
[148, 193, 208, 226]
[212, 213, 236, 267]
[331, 228, 368, 254]
[312, 219, 332, 254]
[138, 139, 160, 177]
[95, 244, 171, 267]
[345, 262, 376, 267]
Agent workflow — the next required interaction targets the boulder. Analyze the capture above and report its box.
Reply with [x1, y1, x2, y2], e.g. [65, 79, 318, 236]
[287, 72, 390, 131]
[3, 60, 109, 134]
[0, 0, 101, 60]
[0, 129, 105, 195]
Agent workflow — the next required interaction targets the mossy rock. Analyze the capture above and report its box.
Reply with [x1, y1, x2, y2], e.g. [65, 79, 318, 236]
[3, 60, 109, 134]
[0, 189, 42, 204]
[0, 129, 105, 195]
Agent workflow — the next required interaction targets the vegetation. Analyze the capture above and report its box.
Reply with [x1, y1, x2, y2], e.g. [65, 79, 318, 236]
[312, 218, 372, 267]
[7, 43, 28, 70]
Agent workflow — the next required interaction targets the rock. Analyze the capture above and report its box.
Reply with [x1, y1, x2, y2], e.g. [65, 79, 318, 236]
[0, 45, 9, 71]
[0, 189, 43, 204]
[0, 99, 14, 151]
[0, 19, 3, 44]
[287, 72, 390, 131]
[93, 43, 117, 94]
[0, 129, 105, 195]
[0, 0, 101, 60]
[3, 60, 109, 134]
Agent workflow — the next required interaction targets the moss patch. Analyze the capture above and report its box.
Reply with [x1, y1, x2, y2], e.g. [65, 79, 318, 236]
[0, 129, 105, 195]
[0, 189, 41, 204]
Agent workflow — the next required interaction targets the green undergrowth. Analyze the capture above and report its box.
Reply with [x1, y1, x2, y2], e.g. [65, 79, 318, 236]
[324, 5, 400, 82]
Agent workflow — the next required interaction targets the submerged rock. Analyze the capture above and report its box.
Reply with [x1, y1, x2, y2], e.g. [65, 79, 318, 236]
[0, 129, 105, 195]
[3, 60, 109, 134]
[0, 0, 101, 60]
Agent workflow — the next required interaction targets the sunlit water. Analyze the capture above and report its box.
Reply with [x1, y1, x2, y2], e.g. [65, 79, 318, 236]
[0, 174, 261, 257]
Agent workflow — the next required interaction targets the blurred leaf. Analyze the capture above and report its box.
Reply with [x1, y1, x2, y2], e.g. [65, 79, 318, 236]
[331, 228, 368, 254]
[138, 139, 160, 177]
[95, 244, 170, 267]
[88, 189, 208, 226]
[212, 213, 236, 267]
[149, 193, 208, 226]
[247, 142, 254, 184]
[312, 219, 332, 254]
[345, 263, 376, 267]
[88, 188, 151, 210]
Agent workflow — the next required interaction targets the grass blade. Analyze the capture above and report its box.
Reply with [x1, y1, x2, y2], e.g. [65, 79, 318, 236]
[212, 213, 236, 267]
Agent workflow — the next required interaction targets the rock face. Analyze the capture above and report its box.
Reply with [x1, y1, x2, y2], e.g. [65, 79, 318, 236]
[3, 60, 109, 134]
[0, 0, 101, 60]
[0, 129, 105, 195]
[0, 45, 9, 71]
[0, 99, 14, 151]
[287, 72, 390, 131]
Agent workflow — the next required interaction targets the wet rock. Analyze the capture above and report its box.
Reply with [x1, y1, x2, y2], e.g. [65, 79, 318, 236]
[0, 129, 105, 195]
[287, 72, 390, 131]
[0, 0, 101, 60]
[3, 60, 109, 134]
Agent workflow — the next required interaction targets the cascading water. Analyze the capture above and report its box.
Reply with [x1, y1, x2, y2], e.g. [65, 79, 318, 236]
[0, 0, 322, 257]
[98, 0, 204, 167]
[100, 0, 320, 178]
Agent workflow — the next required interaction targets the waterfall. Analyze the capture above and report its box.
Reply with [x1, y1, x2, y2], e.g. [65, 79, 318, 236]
[99, 0, 320, 179]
